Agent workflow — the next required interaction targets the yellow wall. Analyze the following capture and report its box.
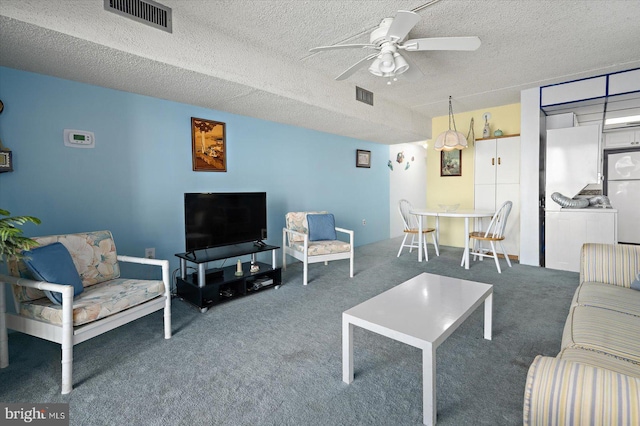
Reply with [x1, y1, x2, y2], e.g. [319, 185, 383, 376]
[425, 103, 521, 247]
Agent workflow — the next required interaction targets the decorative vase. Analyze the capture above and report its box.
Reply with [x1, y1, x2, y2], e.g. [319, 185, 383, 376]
[483, 121, 490, 138]
[235, 259, 244, 276]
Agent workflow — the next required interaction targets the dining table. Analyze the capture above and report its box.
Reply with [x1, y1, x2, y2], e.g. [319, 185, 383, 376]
[409, 208, 495, 269]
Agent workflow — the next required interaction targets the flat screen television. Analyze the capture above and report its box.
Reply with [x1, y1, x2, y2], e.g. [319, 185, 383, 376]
[184, 192, 267, 252]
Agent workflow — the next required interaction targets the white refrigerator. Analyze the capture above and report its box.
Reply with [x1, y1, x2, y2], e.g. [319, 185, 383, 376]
[606, 149, 640, 244]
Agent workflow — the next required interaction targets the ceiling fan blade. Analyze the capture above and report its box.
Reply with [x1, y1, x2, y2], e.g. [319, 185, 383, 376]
[310, 44, 377, 53]
[386, 10, 421, 42]
[402, 36, 481, 51]
[398, 53, 424, 81]
[335, 53, 378, 81]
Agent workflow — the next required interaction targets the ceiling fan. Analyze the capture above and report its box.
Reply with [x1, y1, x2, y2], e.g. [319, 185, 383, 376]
[309, 10, 481, 82]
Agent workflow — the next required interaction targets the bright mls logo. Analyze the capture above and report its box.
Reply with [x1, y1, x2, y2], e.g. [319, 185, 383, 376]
[1, 404, 68, 425]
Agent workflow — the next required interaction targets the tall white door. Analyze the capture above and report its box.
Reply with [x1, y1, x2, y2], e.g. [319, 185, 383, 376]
[475, 139, 497, 185]
[496, 138, 521, 184]
[474, 136, 521, 258]
[474, 184, 496, 211]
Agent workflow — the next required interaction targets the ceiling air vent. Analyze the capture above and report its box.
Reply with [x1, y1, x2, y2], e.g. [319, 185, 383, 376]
[356, 87, 373, 106]
[104, 0, 172, 33]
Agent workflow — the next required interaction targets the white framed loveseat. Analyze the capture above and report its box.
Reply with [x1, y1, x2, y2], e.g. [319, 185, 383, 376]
[0, 230, 171, 394]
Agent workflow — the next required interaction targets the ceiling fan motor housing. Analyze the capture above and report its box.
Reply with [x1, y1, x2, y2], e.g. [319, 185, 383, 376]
[370, 18, 394, 45]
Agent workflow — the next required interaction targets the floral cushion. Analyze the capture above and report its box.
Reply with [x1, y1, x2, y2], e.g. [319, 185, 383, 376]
[11, 230, 121, 303]
[285, 211, 328, 243]
[291, 240, 351, 256]
[17, 278, 165, 326]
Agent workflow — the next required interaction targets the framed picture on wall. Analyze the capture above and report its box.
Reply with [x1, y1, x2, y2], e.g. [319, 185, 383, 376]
[191, 117, 227, 172]
[440, 150, 461, 176]
[356, 149, 371, 168]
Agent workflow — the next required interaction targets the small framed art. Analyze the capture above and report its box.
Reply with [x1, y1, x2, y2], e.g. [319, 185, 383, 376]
[440, 150, 461, 176]
[356, 149, 371, 168]
[191, 117, 227, 172]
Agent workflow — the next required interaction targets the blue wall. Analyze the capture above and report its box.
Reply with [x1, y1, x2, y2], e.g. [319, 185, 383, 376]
[0, 67, 390, 273]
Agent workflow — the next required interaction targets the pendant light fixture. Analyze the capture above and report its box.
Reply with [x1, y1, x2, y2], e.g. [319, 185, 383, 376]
[434, 96, 468, 151]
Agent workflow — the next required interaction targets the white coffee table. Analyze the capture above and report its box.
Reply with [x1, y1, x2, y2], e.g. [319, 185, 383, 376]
[342, 273, 493, 425]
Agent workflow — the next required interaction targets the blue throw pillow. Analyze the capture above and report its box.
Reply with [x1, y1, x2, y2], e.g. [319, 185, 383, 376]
[307, 214, 337, 241]
[22, 242, 84, 305]
[631, 272, 640, 291]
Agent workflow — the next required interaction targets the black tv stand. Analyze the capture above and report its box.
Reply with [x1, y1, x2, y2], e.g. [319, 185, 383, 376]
[175, 242, 281, 312]
[184, 250, 197, 260]
[191, 267, 223, 281]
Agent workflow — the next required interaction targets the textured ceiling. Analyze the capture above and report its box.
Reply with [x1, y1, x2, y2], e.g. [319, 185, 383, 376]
[1, 0, 640, 144]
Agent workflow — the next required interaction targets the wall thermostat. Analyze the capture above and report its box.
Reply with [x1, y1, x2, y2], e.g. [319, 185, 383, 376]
[64, 129, 95, 148]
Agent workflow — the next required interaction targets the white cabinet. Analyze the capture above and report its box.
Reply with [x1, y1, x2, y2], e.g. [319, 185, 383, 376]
[604, 130, 640, 149]
[540, 76, 607, 107]
[474, 136, 520, 258]
[545, 125, 601, 211]
[545, 209, 618, 272]
[608, 69, 640, 95]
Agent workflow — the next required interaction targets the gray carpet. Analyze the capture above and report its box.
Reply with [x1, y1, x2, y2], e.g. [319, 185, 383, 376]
[0, 238, 579, 425]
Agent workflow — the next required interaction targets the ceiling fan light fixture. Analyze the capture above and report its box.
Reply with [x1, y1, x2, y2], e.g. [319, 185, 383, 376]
[434, 96, 468, 151]
[311, 11, 479, 82]
[394, 53, 409, 74]
[368, 58, 384, 76]
[379, 52, 395, 73]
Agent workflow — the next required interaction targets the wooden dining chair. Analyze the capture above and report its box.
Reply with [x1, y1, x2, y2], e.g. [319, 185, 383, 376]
[464, 201, 513, 273]
[397, 199, 439, 260]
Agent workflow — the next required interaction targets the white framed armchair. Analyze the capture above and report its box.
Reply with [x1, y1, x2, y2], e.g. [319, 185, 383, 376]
[0, 230, 171, 394]
[282, 212, 354, 285]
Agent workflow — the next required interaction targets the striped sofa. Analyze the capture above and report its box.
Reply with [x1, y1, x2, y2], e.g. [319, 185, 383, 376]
[523, 243, 640, 425]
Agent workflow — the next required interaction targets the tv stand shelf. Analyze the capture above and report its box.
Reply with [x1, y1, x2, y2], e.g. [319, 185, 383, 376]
[175, 243, 281, 312]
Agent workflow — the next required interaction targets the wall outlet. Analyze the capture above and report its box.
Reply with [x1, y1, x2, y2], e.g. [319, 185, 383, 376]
[362, 219, 366, 225]
[145, 248, 155, 259]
